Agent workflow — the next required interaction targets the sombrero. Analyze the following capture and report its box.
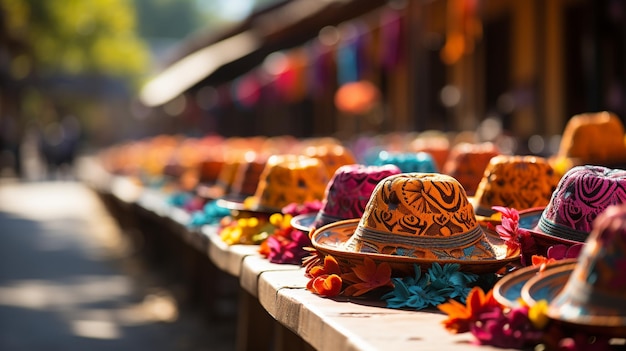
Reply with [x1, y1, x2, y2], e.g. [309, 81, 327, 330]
[492, 258, 576, 309]
[471, 155, 560, 218]
[549, 111, 626, 177]
[442, 141, 500, 196]
[291, 164, 401, 233]
[371, 151, 439, 173]
[217, 154, 329, 215]
[310, 173, 520, 276]
[518, 165, 626, 255]
[520, 204, 626, 336]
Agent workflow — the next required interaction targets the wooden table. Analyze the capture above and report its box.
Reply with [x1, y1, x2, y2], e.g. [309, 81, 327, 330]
[78, 161, 515, 351]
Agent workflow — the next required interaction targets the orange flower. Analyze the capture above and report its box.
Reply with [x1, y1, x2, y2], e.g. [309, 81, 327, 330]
[437, 287, 501, 334]
[307, 274, 343, 297]
[308, 255, 341, 278]
[342, 257, 393, 297]
[306, 255, 344, 297]
[531, 255, 556, 272]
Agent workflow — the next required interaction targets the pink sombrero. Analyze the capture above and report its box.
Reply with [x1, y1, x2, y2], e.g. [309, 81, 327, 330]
[310, 173, 520, 276]
[518, 165, 626, 255]
[520, 204, 626, 336]
[291, 164, 401, 233]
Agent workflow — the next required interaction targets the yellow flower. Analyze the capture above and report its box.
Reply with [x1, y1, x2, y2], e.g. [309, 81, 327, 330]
[528, 299, 549, 330]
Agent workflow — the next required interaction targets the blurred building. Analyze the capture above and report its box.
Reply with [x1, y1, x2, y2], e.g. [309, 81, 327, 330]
[137, 0, 625, 147]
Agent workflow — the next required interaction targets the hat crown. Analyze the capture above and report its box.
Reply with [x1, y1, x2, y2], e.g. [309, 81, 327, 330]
[373, 151, 438, 173]
[540, 165, 626, 241]
[314, 164, 401, 226]
[343, 173, 498, 260]
[360, 173, 477, 237]
[474, 155, 560, 215]
[254, 155, 329, 210]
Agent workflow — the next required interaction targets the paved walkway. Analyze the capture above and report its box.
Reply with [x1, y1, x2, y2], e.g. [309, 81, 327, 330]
[0, 180, 234, 351]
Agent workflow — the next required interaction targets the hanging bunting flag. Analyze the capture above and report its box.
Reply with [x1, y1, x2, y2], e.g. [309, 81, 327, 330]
[231, 71, 261, 109]
[379, 8, 405, 71]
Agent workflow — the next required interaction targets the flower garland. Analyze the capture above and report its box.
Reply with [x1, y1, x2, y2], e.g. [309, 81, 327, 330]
[305, 254, 487, 310]
[435, 206, 622, 350]
[258, 201, 322, 264]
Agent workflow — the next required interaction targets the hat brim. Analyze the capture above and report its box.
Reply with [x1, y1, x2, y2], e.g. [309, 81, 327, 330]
[310, 219, 520, 275]
[291, 213, 317, 233]
[520, 263, 626, 336]
[216, 194, 282, 215]
[492, 258, 576, 309]
[520, 262, 575, 307]
[518, 208, 582, 253]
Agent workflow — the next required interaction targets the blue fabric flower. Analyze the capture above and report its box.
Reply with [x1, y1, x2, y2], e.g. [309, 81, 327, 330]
[382, 263, 479, 310]
[189, 200, 230, 227]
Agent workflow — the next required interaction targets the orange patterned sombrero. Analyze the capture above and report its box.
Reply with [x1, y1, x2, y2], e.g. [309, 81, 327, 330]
[311, 173, 519, 275]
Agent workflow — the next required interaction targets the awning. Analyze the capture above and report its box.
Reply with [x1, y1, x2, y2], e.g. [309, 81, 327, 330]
[139, 31, 261, 107]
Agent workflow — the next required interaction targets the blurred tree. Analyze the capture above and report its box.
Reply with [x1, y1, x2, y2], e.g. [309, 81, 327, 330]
[1, 0, 149, 83]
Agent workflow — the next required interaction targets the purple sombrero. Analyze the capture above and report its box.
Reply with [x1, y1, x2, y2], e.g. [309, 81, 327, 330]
[520, 165, 626, 252]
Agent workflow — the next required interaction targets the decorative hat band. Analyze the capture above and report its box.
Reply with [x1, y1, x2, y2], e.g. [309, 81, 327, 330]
[538, 214, 589, 242]
[350, 224, 484, 251]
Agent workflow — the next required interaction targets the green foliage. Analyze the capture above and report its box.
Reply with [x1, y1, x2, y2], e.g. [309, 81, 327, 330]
[2, 0, 150, 79]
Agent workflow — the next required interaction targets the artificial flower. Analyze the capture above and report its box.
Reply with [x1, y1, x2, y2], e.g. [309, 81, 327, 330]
[438, 287, 501, 333]
[307, 255, 342, 278]
[266, 229, 311, 264]
[383, 263, 478, 310]
[531, 243, 584, 270]
[302, 246, 323, 275]
[341, 257, 393, 297]
[189, 200, 231, 227]
[470, 304, 543, 348]
[527, 299, 549, 330]
[427, 263, 478, 303]
[307, 274, 343, 297]
[306, 255, 343, 297]
[492, 206, 537, 265]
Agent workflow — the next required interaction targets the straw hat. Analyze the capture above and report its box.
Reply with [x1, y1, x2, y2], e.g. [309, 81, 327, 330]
[310, 173, 519, 275]
[471, 155, 560, 217]
[218, 154, 329, 214]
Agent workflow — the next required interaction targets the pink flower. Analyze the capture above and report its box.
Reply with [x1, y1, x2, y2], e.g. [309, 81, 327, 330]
[471, 305, 543, 348]
[492, 206, 538, 266]
[267, 229, 312, 265]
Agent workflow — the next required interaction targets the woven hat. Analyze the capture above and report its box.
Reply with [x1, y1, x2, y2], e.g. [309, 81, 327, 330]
[520, 204, 626, 336]
[303, 144, 357, 179]
[442, 142, 500, 196]
[550, 111, 626, 175]
[471, 155, 560, 217]
[519, 165, 626, 254]
[310, 173, 519, 275]
[371, 151, 439, 173]
[218, 154, 329, 214]
[291, 164, 401, 233]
